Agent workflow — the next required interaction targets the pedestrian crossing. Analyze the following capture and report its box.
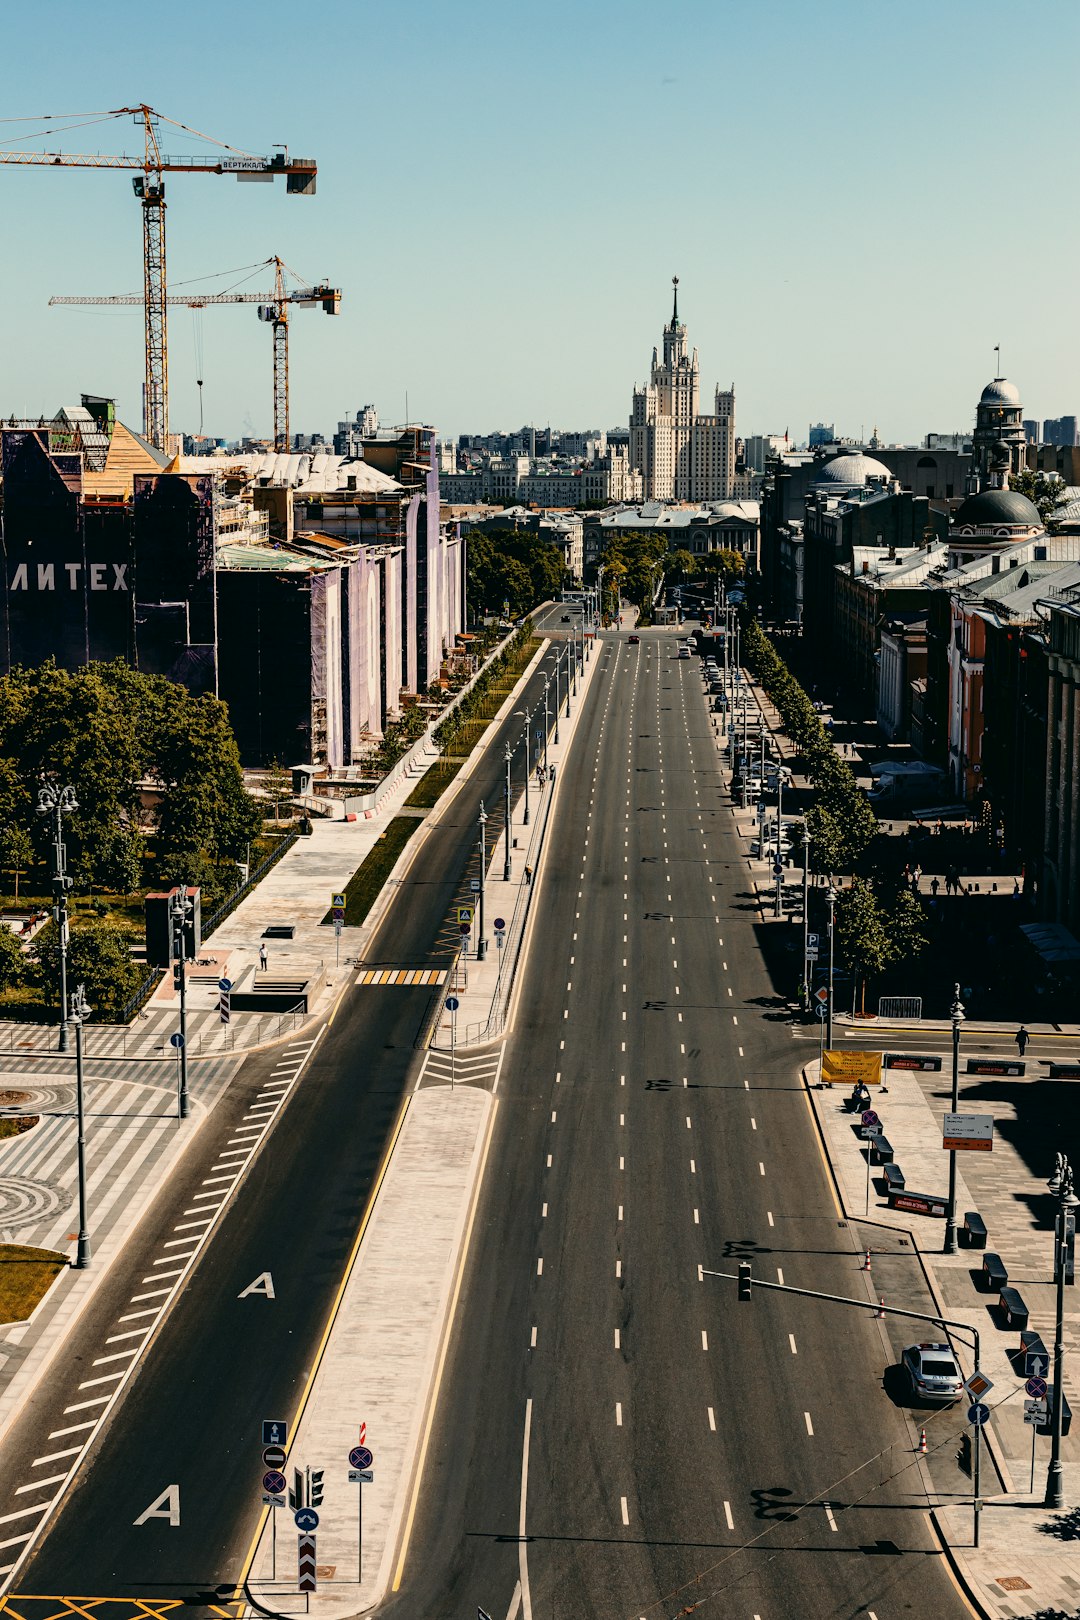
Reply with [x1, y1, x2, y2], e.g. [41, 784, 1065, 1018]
[355, 967, 446, 986]
[417, 1045, 503, 1091]
[0, 1004, 299, 1060]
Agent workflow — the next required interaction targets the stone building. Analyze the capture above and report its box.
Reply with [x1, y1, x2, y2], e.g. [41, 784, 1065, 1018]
[629, 280, 736, 502]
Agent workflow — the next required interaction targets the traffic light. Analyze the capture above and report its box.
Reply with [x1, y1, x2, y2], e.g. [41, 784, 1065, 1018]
[309, 1468, 324, 1507]
[738, 1260, 752, 1302]
[289, 1466, 304, 1510]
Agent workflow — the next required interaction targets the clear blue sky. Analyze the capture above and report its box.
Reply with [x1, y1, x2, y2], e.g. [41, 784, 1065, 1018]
[2, 0, 1077, 446]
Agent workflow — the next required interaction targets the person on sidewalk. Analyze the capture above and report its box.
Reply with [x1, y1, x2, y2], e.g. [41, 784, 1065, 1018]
[259, 942, 268, 972]
[524, 865, 533, 885]
[1015, 1025, 1029, 1058]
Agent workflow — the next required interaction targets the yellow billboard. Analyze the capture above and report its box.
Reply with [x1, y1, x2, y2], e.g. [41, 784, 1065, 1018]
[822, 1049, 882, 1087]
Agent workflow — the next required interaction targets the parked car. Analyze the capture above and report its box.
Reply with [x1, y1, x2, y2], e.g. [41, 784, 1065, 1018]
[628, 634, 640, 645]
[901, 1343, 962, 1403]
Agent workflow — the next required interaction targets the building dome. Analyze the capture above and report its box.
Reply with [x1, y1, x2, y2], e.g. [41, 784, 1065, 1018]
[951, 488, 1041, 530]
[811, 452, 892, 487]
[979, 377, 1021, 406]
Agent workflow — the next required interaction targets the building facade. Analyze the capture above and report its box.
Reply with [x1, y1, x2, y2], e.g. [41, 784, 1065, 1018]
[629, 281, 736, 502]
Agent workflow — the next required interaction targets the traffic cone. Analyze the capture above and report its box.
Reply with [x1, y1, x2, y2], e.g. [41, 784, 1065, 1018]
[876, 1297, 886, 1319]
[862, 1248, 872, 1272]
[918, 1428, 927, 1455]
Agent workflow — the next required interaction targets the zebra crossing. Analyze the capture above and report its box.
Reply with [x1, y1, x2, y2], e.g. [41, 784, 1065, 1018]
[416, 1044, 504, 1092]
[0, 1004, 301, 1061]
[355, 967, 446, 986]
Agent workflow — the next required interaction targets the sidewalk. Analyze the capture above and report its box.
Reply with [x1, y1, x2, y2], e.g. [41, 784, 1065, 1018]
[244, 627, 606, 1615]
[805, 1053, 1079, 1619]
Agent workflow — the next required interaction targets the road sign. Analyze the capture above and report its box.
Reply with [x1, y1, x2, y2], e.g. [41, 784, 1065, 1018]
[445, 996, 460, 1012]
[349, 1445, 374, 1470]
[1025, 1349, 1050, 1379]
[964, 1371, 994, 1400]
[1025, 1399, 1048, 1426]
[218, 977, 232, 993]
[967, 1403, 990, 1427]
[219, 987, 231, 1025]
[169, 1032, 185, 1050]
[459, 923, 471, 936]
[262, 1492, 286, 1506]
[816, 1005, 828, 1020]
[494, 917, 505, 930]
[1026, 1376, 1048, 1400]
[470, 878, 480, 892]
[263, 1444, 287, 1470]
[263, 1469, 287, 1496]
[942, 1113, 994, 1152]
[263, 1420, 288, 1446]
[861, 1110, 880, 1128]
[457, 906, 474, 926]
[815, 987, 829, 1005]
[332, 892, 346, 908]
[334, 918, 343, 936]
[298, 1530, 317, 1592]
[294, 1506, 319, 1532]
[772, 862, 784, 877]
[807, 933, 819, 949]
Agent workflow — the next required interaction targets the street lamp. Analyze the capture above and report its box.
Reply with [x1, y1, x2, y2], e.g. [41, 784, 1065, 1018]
[553, 649, 562, 745]
[835, 887, 841, 1049]
[542, 676, 551, 772]
[171, 886, 193, 1119]
[477, 801, 488, 961]
[1044, 1152, 1078, 1508]
[569, 622, 578, 697]
[944, 984, 966, 1255]
[69, 982, 92, 1268]
[37, 783, 78, 1052]
[801, 824, 812, 1011]
[503, 743, 513, 883]
[515, 709, 532, 824]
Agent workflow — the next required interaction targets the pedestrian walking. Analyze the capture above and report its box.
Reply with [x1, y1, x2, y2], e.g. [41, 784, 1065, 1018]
[259, 941, 268, 971]
[930, 876, 939, 898]
[1015, 1025, 1029, 1057]
[912, 864, 922, 891]
[524, 864, 533, 885]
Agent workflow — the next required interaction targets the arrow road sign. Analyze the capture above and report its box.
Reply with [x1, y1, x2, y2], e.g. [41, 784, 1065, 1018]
[263, 1420, 288, 1447]
[1026, 1376, 1048, 1400]
[294, 1506, 319, 1532]
[1025, 1350, 1050, 1380]
[967, 1403, 990, 1427]
[298, 1530, 317, 1592]
[263, 1469, 287, 1496]
[445, 997, 459, 1012]
[169, 1032, 185, 1050]
[218, 977, 232, 993]
[349, 1444, 374, 1470]
[262, 1445, 286, 1470]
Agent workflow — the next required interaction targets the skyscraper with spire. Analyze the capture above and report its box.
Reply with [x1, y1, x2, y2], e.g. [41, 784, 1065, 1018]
[629, 279, 735, 501]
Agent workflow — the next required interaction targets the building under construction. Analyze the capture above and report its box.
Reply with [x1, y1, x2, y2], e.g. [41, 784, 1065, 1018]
[0, 399, 465, 766]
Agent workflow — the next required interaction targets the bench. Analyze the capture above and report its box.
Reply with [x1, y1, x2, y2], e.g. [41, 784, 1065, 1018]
[871, 1135, 895, 1166]
[999, 1287, 1030, 1330]
[882, 1162, 906, 1193]
[262, 923, 296, 940]
[1038, 1386, 1073, 1438]
[1021, 1329, 1049, 1368]
[962, 1211, 988, 1250]
[980, 1252, 1008, 1293]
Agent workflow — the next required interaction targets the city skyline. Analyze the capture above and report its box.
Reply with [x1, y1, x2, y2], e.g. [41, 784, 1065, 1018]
[2, 0, 1079, 446]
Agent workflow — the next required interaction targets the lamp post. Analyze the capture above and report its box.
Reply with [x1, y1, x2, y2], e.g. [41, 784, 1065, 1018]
[542, 676, 551, 772]
[69, 982, 92, 1268]
[944, 984, 966, 1255]
[1044, 1152, 1077, 1508]
[37, 783, 78, 1052]
[515, 710, 532, 824]
[171, 886, 193, 1120]
[503, 743, 513, 883]
[570, 622, 578, 697]
[835, 887, 841, 1049]
[477, 801, 488, 961]
[802, 825, 812, 1011]
[597, 564, 606, 629]
[553, 649, 562, 745]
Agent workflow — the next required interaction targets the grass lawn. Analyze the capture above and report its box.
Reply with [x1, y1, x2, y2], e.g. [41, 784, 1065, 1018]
[0, 1244, 66, 1324]
[404, 759, 464, 810]
[323, 818, 422, 928]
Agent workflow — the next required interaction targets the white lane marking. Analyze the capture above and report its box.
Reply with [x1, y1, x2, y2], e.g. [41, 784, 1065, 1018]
[0, 1506, 46, 1525]
[119, 1307, 159, 1323]
[738, 1046, 744, 1057]
[804, 1411, 814, 1435]
[759, 1162, 765, 1176]
[616, 1403, 623, 1427]
[102, 1328, 148, 1344]
[536, 1258, 543, 1276]
[621, 1496, 629, 1526]
[0, 1533, 33, 1551]
[173, 1218, 212, 1231]
[78, 1372, 124, 1389]
[751, 1118, 757, 1130]
[48, 1421, 95, 1437]
[15, 1474, 67, 1494]
[701, 1330, 709, 1350]
[614, 1329, 621, 1349]
[693, 1209, 700, 1225]
[530, 1326, 537, 1349]
[619, 1157, 625, 1171]
[777, 1267, 785, 1284]
[541, 1203, 548, 1218]
[733, 1015, 738, 1025]
[824, 1503, 837, 1532]
[690, 1159, 696, 1173]
[767, 1211, 774, 1227]
[130, 1285, 172, 1301]
[686, 1117, 692, 1130]
[616, 1260, 622, 1278]
[550, 1111, 557, 1123]
[619, 1113, 624, 1126]
[790, 1334, 798, 1354]
[30, 1447, 80, 1467]
[724, 1500, 734, 1530]
[617, 1205, 624, 1221]
[503, 1581, 522, 1620]
[519, 1400, 534, 1620]
[162, 1237, 200, 1249]
[708, 1407, 716, 1431]
[546, 1155, 552, 1168]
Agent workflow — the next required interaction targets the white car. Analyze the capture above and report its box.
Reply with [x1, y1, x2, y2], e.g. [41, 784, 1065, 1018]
[901, 1343, 962, 1404]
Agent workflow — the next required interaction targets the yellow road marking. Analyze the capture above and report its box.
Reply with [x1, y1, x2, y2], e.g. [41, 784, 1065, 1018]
[235, 1088, 413, 1591]
[392, 1095, 500, 1590]
[800, 1069, 845, 1222]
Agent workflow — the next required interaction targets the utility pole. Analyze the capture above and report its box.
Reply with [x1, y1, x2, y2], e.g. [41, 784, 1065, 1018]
[477, 803, 488, 961]
[171, 886, 193, 1119]
[37, 783, 78, 1052]
[826, 884, 837, 1048]
[802, 826, 811, 1011]
[943, 985, 965, 1254]
[503, 744, 513, 883]
[1044, 1153, 1076, 1508]
[69, 983, 92, 1268]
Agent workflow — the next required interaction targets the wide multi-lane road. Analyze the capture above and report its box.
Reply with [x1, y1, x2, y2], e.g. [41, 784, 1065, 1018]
[0, 611, 575, 1607]
[384, 627, 973, 1620]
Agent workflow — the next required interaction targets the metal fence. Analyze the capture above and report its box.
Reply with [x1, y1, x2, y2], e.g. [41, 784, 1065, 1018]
[878, 996, 923, 1021]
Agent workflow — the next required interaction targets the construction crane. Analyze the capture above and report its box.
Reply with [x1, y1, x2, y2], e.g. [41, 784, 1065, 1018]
[50, 258, 341, 453]
[0, 105, 317, 451]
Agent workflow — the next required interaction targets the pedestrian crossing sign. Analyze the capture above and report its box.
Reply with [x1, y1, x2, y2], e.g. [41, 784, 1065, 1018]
[458, 906, 474, 926]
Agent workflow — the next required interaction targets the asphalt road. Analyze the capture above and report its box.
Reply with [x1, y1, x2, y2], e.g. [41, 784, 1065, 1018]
[382, 627, 973, 1620]
[2, 614, 582, 1605]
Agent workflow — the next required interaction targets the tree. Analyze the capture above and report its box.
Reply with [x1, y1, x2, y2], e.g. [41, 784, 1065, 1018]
[0, 824, 34, 904]
[1010, 467, 1066, 526]
[154, 691, 262, 866]
[30, 918, 142, 1018]
[261, 761, 293, 822]
[887, 887, 929, 969]
[836, 878, 893, 1010]
[0, 927, 26, 992]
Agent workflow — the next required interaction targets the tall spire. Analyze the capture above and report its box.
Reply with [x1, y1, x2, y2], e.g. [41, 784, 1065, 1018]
[671, 274, 679, 326]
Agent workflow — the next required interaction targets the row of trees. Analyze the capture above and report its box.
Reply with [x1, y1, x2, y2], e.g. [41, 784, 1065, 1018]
[835, 876, 928, 1012]
[0, 917, 142, 1018]
[0, 661, 263, 909]
[433, 621, 535, 754]
[599, 535, 745, 618]
[466, 528, 566, 619]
